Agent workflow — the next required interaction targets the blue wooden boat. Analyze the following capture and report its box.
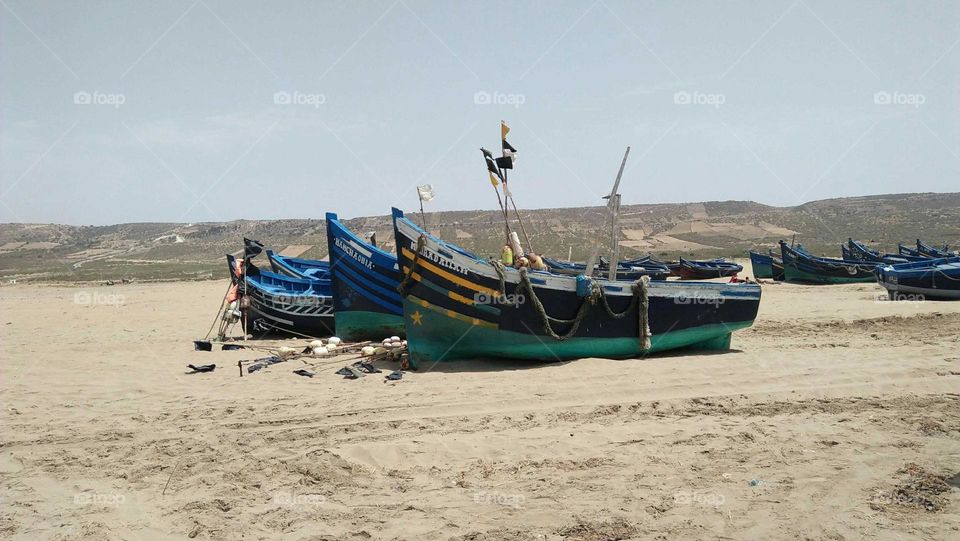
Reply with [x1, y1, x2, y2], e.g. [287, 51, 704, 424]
[391, 208, 761, 369]
[916, 239, 955, 259]
[846, 238, 922, 265]
[227, 254, 335, 337]
[325, 212, 405, 340]
[673, 257, 742, 279]
[542, 257, 671, 281]
[877, 256, 960, 300]
[779, 241, 878, 284]
[748, 251, 774, 279]
[267, 250, 330, 280]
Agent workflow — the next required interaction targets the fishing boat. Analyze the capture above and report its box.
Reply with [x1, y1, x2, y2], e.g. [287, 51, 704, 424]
[876, 256, 960, 300]
[325, 212, 405, 340]
[267, 250, 330, 280]
[846, 238, 922, 264]
[392, 208, 761, 369]
[779, 241, 878, 284]
[672, 257, 743, 280]
[769, 252, 785, 281]
[916, 239, 955, 258]
[227, 254, 335, 337]
[748, 251, 775, 279]
[542, 257, 671, 281]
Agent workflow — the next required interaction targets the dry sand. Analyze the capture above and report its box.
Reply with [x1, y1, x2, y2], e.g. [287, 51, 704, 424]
[1, 280, 959, 540]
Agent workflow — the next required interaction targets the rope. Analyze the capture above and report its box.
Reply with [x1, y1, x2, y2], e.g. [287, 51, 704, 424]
[397, 235, 426, 298]
[489, 259, 507, 295]
[518, 268, 593, 340]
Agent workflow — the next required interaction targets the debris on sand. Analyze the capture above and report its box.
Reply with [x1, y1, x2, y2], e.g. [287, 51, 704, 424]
[555, 517, 638, 541]
[871, 463, 954, 512]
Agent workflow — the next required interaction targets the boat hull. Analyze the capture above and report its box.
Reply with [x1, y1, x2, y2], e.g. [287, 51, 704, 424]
[780, 242, 878, 284]
[876, 257, 960, 300]
[392, 208, 761, 369]
[326, 212, 405, 340]
[748, 251, 774, 279]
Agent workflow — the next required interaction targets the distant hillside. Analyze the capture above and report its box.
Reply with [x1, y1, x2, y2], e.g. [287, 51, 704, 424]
[1, 192, 958, 283]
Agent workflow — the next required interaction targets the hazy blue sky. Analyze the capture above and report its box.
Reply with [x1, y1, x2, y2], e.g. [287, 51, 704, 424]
[1, 0, 957, 225]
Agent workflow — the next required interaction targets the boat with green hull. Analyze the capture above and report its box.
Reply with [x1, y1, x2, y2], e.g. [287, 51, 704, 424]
[780, 241, 878, 284]
[392, 208, 762, 369]
[325, 212, 405, 341]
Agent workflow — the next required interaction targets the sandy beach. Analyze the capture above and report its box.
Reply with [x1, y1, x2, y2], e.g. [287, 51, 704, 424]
[1, 279, 958, 540]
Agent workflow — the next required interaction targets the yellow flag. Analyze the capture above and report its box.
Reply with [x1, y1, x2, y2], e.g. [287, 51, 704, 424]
[488, 171, 500, 187]
[501, 120, 510, 140]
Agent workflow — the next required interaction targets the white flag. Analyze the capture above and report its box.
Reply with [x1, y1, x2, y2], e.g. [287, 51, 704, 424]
[417, 184, 435, 202]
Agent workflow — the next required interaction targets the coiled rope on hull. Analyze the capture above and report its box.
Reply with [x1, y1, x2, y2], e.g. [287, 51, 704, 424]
[518, 268, 651, 349]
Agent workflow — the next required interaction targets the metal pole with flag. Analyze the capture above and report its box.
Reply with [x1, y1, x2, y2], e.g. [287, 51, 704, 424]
[496, 121, 532, 252]
[482, 147, 511, 240]
[416, 184, 434, 232]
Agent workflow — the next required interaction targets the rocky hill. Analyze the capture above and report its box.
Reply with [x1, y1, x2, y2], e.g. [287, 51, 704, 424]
[1, 192, 957, 283]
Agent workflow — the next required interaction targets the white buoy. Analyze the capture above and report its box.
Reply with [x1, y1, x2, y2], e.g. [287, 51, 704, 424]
[401, 340, 407, 347]
[309, 339, 324, 348]
[326, 343, 337, 352]
[390, 336, 400, 342]
[360, 346, 375, 356]
[382, 338, 392, 346]
[278, 346, 296, 355]
[328, 337, 342, 346]
[312, 346, 329, 356]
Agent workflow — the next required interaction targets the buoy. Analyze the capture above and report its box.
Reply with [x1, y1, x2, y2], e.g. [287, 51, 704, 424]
[374, 347, 387, 355]
[360, 346, 375, 356]
[278, 346, 296, 355]
[328, 337, 342, 346]
[401, 340, 407, 347]
[326, 344, 337, 352]
[389, 336, 400, 342]
[382, 338, 392, 346]
[312, 346, 329, 356]
[309, 339, 324, 348]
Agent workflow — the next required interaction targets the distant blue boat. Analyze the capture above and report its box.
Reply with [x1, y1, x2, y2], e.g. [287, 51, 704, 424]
[748, 251, 777, 279]
[324, 212, 404, 340]
[542, 257, 671, 280]
[267, 250, 330, 281]
[845, 239, 922, 265]
[227, 254, 335, 337]
[673, 257, 742, 280]
[877, 256, 960, 300]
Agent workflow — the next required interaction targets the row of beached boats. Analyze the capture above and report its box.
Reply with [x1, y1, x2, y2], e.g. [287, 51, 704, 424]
[749, 239, 960, 299]
[222, 208, 763, 369]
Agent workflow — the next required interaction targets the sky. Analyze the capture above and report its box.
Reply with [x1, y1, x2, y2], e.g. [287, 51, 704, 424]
[1, 0, 958, 225]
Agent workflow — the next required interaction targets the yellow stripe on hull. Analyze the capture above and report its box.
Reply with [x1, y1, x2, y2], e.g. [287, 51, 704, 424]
[401, 248, 498, 297]
[409, 295, 498, 330]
